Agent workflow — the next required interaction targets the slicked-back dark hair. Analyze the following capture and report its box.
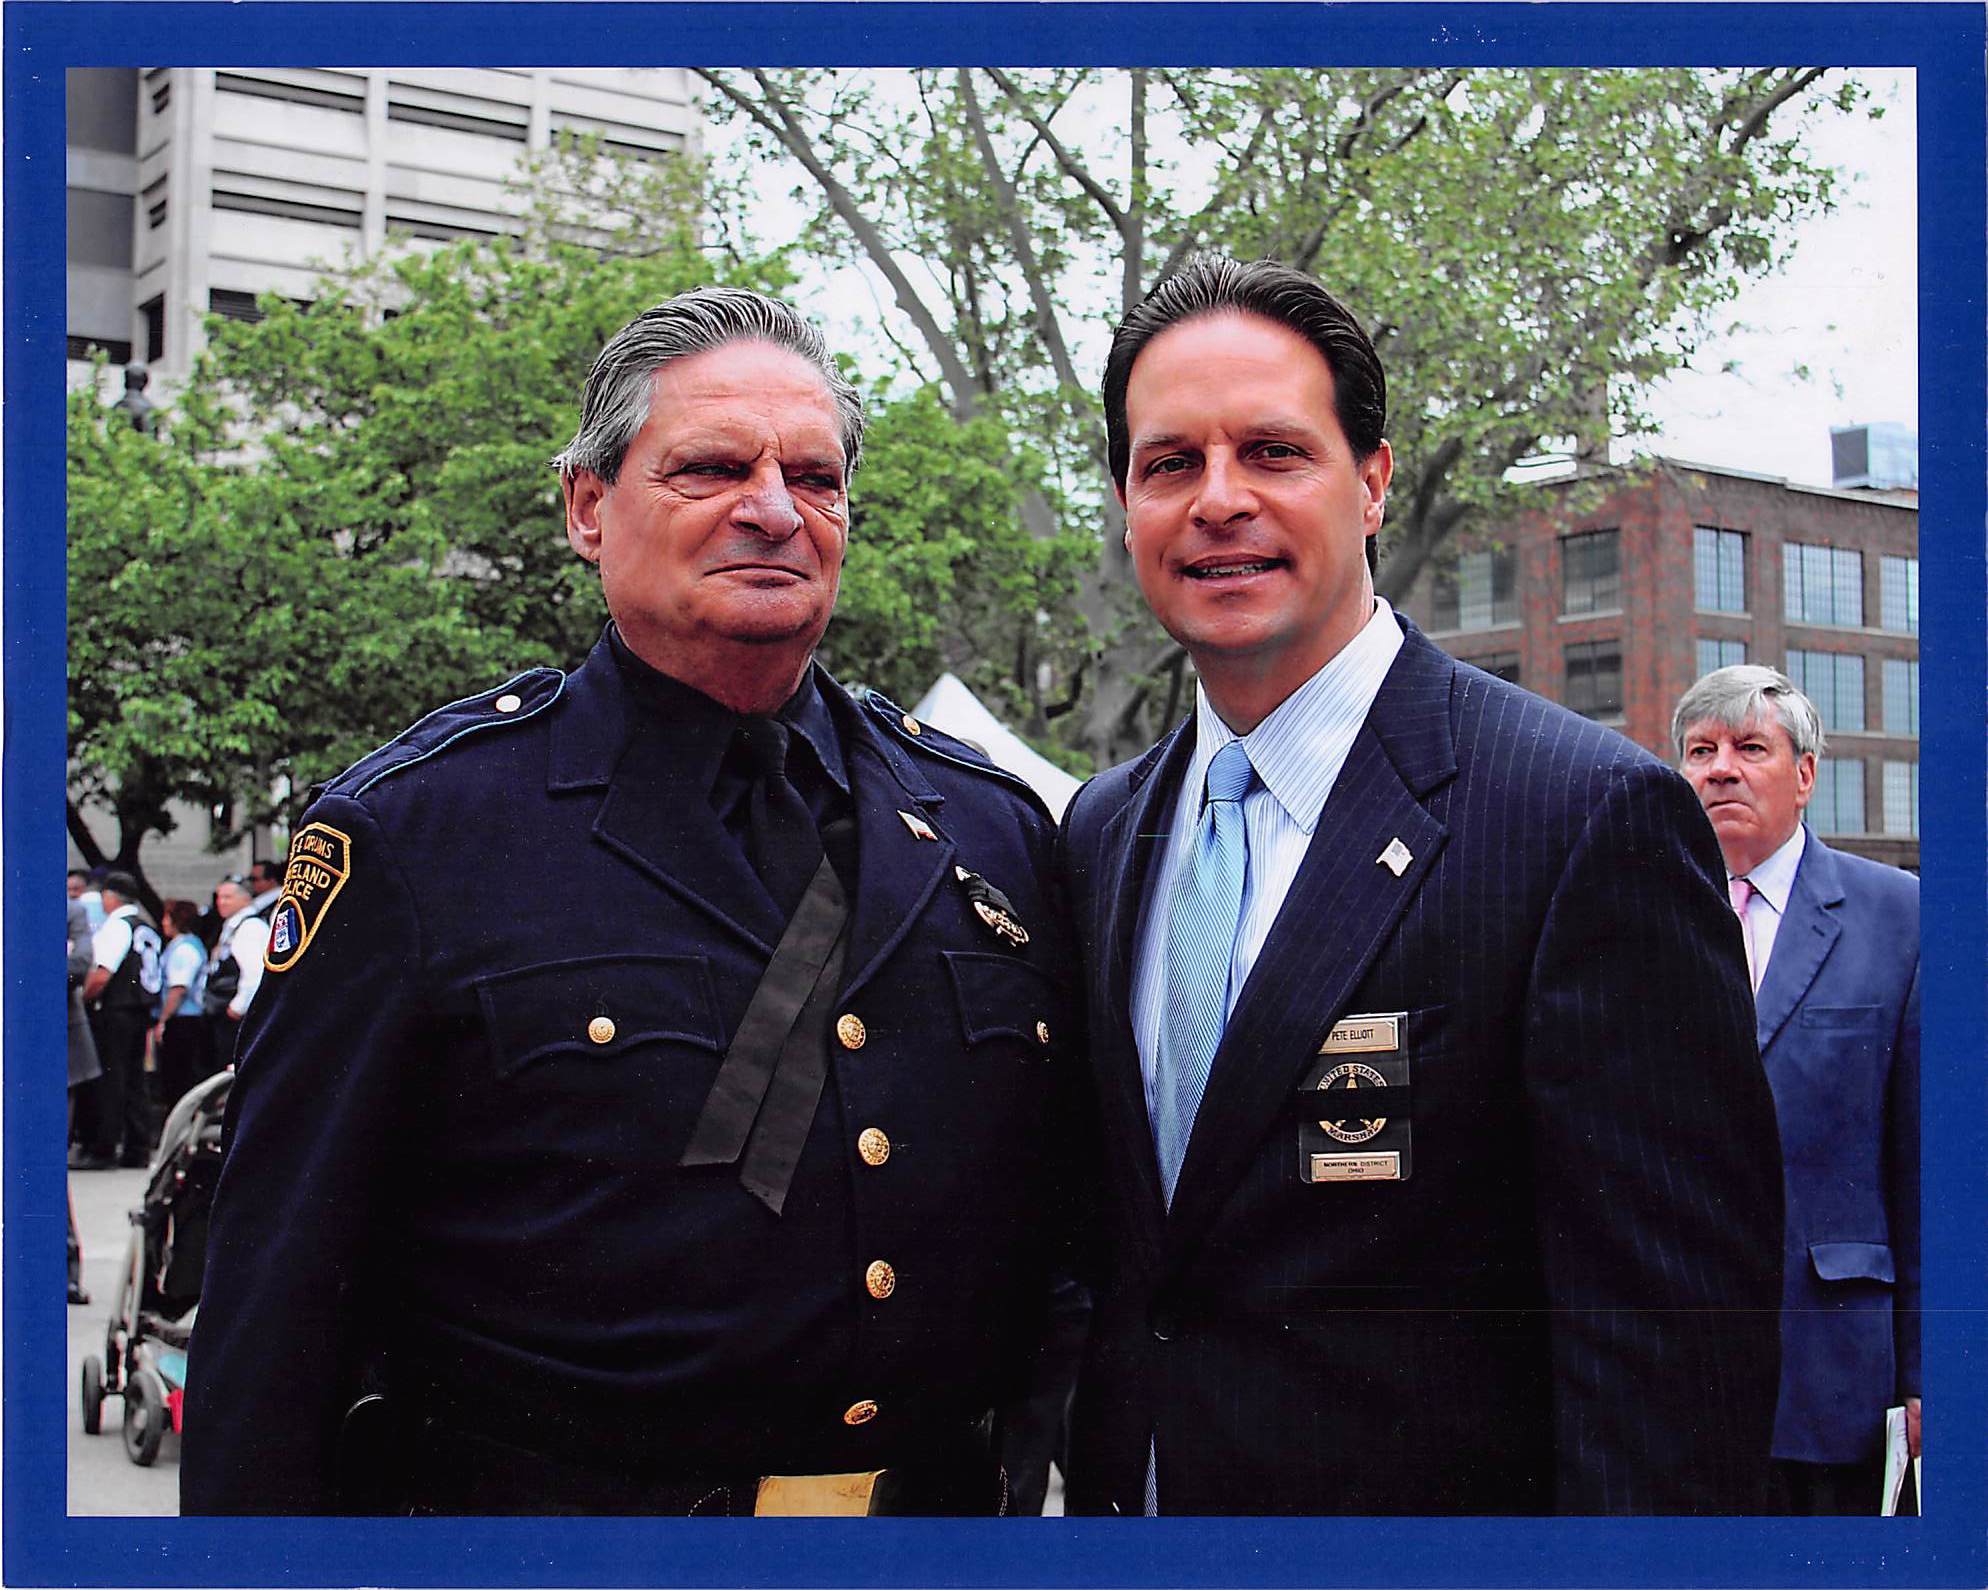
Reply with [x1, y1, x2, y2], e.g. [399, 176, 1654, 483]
[1102, 257, 1388, 491]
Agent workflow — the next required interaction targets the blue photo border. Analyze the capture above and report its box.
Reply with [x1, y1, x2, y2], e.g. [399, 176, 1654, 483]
[7, 4, 1982, 1584]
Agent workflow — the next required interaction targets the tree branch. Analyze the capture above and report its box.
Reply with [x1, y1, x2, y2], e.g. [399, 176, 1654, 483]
[956, 69, 1086, 397]
[984, 67, 1129, 234]
[695, 70, 984, 417]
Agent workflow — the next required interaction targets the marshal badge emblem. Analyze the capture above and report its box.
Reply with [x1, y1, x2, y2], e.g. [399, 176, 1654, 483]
[1316, 1062, 1389, 1143]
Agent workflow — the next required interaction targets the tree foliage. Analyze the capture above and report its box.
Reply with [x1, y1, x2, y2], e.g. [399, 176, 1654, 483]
[68, 136, 1081, 883]
[698, 66, 1871, 762]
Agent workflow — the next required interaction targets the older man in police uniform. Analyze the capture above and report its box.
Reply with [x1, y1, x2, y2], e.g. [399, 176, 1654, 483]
[183, 287, 1074, 1516]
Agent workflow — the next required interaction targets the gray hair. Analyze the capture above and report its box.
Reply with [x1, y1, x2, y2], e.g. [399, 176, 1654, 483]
[552, 285, 865, 486]
[1671, 664, 1827, 762]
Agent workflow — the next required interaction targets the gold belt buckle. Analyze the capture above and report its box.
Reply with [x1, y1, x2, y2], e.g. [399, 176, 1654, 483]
[753, 1469, 891, 1516]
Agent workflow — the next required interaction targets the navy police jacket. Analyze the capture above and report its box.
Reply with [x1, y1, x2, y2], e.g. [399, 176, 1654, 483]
[181, 631, 1075, 1513]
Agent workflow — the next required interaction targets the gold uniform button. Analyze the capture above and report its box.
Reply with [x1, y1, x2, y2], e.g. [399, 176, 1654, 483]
[865, 1260, 896, 1300]
[1035, 1020, 1051, 1045]
[836, 1013, 867, 1050]
[843, 1399, 879, 1426]
[901, 713, 923, 736]
[587, 1016, 616, 1045]
[494, 692, 523, 714]
[857, 1128, 890, 1166]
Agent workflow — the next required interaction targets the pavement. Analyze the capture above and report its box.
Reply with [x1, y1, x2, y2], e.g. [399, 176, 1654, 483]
[67, 1164, 181, 1516]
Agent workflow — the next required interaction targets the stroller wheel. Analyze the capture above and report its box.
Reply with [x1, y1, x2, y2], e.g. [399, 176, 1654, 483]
[123, 1368, 167, 1466]
[80, 1355, 106, 1436]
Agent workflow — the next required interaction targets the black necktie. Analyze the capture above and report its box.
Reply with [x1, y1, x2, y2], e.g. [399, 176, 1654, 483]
[732, 717, 823, 923]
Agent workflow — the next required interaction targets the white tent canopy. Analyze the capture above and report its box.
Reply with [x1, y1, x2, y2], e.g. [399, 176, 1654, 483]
[909, 673, 1083, 820]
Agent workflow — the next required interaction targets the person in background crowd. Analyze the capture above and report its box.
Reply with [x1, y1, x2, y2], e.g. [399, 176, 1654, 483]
[1674, 664, 1920, 1514]
[204, 875, 270, 1067]
[247, 859, 283, 920]
[67, 890, 103, 1299]
[81, 872, 163, 1169]
[1057, 256, 1782, 1515]
[72, 867, 107, 931]
[184, 285, 1077, 1517]
[153, 898, 216, 1115]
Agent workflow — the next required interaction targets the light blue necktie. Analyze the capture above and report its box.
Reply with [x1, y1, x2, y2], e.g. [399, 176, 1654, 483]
[1152, 739, 1255, 1206]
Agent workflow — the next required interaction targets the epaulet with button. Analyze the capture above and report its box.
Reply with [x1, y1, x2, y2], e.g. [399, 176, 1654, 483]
[319, 667, 567, 799]
[854, 687, 1053, 819]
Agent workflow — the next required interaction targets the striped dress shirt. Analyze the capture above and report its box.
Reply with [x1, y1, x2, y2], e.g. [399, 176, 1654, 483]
[1129, 597, 1404, 1128]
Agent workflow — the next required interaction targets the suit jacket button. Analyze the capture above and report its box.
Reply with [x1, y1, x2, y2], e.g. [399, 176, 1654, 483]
[843, 1399, 879, 1426]
[494, 693, 522, 714]
[587, 1016, 616, 1045]
[865, 1260, 896, 1299]
[857, 1127, 890, 1166]
[1149, 1306, 1178, 1342]
[836, 1013, 867, 1050]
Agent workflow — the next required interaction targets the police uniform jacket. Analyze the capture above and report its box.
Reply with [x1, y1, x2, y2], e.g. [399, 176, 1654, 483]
[1058, 616, 1785, 1515]
[181, 630, 1075, 1514]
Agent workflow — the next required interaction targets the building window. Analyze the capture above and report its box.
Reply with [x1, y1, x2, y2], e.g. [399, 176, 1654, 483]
[211, 185, 363, 230]
[140, 295, 165, 364]
[1563, 640, 1621, 719]
[215, 70, 364, 114]
[1475, 651, 1522, 686]
[1882, 659, 1919, 738]
[1808, 758, 1865, 837]
[387, 83, 530, 141]
[1880, 555, 1919, 635]
[142, 176, 167, 230]
[1693, 527, 1747, 613]
[209, 289, 266, 326]
[1784, 541, 1863, 628]
[1431, 546, 1517, 632]
[1882, 761, 1919, 838]
[67, 335, 134, 364]
[1561, 529, 1620, 616]
[1786, 649, 1865, 734]
[1696, 638, 1746, 678]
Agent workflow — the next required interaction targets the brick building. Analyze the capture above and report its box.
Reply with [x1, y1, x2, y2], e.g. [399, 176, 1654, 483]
[1398, 455, 1920, 871]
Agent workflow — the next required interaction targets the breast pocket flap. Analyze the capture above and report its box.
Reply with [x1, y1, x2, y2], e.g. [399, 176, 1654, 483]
[942, 949, 1057, 1050]
[1809, 1240, 1895, 1284]
[476, 953, 723, 1080]
[1799, 1005, 1881, 1031]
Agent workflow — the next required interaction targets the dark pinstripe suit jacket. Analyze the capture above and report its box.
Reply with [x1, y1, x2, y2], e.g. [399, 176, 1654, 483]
[1058, 616, 1784, 1514]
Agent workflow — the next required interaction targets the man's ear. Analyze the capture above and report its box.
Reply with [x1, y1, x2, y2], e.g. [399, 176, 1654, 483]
[564, 471, 607, 564]
[1360, 440, 1394, 536]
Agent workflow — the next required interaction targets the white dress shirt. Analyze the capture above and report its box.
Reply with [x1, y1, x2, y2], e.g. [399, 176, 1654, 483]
[1733, 821, 1807, 983]
[1129, 598, 1404, 1126]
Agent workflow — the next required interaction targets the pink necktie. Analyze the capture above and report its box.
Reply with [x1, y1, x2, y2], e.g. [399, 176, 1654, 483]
[1728, 876, 1759, 991]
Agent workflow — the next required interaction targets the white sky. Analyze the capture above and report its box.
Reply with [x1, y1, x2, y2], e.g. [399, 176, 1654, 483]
[711, 67, 1917, 493]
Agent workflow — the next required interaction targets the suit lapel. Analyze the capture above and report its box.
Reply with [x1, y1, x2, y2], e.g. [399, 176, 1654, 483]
[1164, 627, 1458, 1263]
[1092, 723, 1194, 1261]
[1754, 832, 1844, 1053]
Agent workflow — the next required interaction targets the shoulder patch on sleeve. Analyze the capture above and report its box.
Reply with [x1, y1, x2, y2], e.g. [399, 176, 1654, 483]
[263, 822, 352, 973]
[320, 666, 566, 799]
[856, 688, 1053, 818]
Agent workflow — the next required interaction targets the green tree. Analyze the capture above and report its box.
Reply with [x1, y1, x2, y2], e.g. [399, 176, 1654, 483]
[69, 137, 1079, 884]
[67, 140, 741, 888]
[698, 66, 1871, 765]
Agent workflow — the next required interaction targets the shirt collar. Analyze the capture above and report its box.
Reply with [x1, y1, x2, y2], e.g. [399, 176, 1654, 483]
[1736, 821, 1806, 916]
[1186, 597, 1404, 833]
[607, 623, 847, 797]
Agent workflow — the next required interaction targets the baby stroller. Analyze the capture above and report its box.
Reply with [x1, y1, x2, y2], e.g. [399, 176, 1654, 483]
[79, 1066, 232, 1465]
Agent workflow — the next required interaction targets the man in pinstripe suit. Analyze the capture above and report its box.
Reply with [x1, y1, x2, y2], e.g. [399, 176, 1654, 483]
[1058, 258, 1784, 1515]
